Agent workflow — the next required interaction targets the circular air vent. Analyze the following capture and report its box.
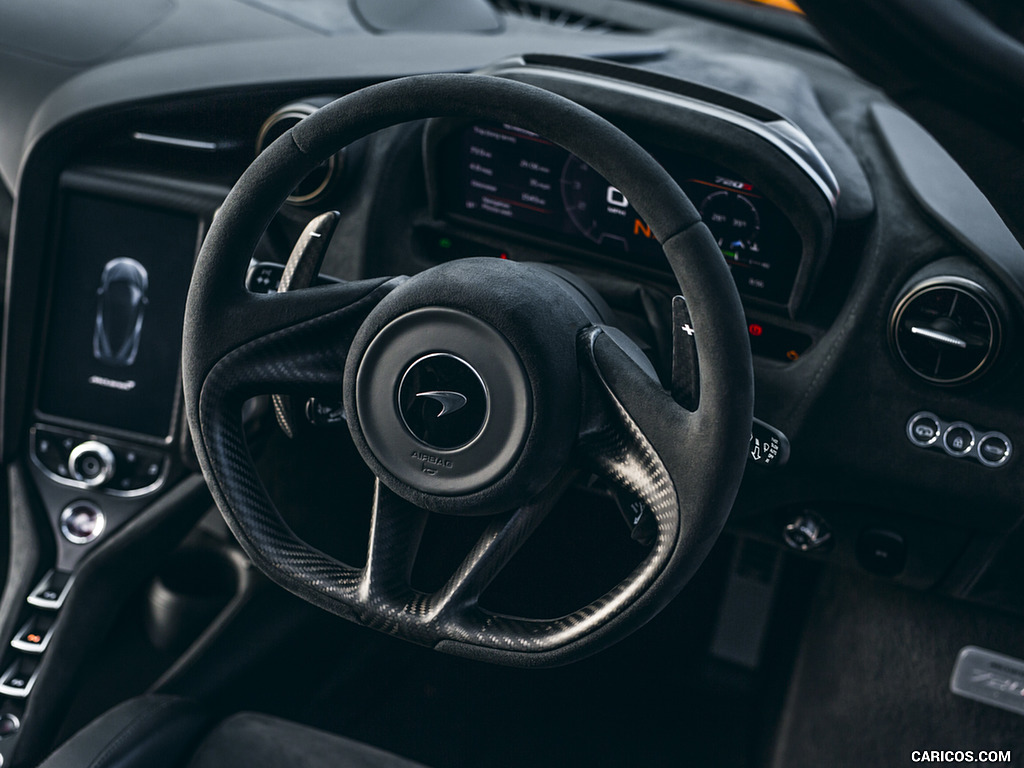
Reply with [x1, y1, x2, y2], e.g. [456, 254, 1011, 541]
[256, 100, 341, 205]
[889, 276, 1001, 385]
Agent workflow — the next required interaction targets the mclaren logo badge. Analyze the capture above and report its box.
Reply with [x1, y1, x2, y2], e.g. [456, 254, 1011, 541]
[399, 353, 487, 450]
[414, 390, 469, 417]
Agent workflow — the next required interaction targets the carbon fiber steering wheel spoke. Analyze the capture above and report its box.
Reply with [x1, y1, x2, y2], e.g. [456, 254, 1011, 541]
[361, 481, 429, 603]
[577, 326, 703, 490]
[196, 279, 399, 402]
[430, 469, 576, 618]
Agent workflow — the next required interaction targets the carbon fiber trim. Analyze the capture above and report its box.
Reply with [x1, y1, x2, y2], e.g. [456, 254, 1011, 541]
[199, 319, 685, 658]
[196, 281, 400, 616]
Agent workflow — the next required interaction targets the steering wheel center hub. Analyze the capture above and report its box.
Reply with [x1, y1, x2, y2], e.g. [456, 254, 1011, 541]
[397, 353, 489, 450]
[350, 304, 533, 502]
[343, 257, 595, 514]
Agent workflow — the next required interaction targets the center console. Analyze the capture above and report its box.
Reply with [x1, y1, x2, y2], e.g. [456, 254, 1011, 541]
[0, 168, 225, 766]
[25, 171, 214, 570]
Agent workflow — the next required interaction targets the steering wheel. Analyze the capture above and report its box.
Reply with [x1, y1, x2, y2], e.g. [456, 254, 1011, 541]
[181, 74, 753, 667]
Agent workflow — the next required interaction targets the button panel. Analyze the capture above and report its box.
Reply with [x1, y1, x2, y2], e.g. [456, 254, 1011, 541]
[906, 412, 1011, 467]
[0, 570, 77, 728]
[31, 426, 168, 496]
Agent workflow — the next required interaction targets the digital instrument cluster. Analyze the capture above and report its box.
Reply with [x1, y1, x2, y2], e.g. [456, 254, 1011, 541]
[443, 122, 803, 304]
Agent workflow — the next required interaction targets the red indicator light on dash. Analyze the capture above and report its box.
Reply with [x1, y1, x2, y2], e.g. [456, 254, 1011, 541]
[748, 323, 764, 337]
[499, 253, 509, 260]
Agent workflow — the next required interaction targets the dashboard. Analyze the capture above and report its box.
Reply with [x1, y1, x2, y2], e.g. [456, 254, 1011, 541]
[13, 56, 845, 542]
[0, 0, 1021, 681]
[6, 49, 1020, 532]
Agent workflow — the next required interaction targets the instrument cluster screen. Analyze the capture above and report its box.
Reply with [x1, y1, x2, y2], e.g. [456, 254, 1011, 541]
[444, 122, 802, 304]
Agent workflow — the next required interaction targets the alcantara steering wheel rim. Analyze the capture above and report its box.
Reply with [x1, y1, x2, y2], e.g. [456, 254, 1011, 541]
[182, 73, 753, 667]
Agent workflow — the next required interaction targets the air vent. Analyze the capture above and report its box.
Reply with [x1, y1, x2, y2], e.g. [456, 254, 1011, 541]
[490, 1, 638, 32]
[889, 276, 1001, 385]
[256, 99, 341, 206]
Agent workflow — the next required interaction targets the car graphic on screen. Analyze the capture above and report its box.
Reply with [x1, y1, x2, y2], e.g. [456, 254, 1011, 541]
[92, 256, 149, 367]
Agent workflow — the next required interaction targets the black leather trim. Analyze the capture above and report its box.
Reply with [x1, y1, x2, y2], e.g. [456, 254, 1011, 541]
[38, 697, 429, 768]
[36, 696, 210, 768]
[186, 711, 428, 768]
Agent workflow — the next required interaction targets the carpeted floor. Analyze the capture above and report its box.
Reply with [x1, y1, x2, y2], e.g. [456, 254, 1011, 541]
[773, 567, 1024, 768]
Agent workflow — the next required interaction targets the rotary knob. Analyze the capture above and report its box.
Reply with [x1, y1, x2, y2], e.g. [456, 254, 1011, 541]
[68, 441, 115, 487]
[783, 513, 832, 552]
[60, 501, 106, 544]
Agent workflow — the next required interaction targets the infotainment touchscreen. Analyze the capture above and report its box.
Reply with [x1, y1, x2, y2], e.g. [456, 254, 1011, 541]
[36, 192, 199, 439]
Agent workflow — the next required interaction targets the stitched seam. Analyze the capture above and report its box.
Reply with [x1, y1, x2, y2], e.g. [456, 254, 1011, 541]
[659, 217, 702, 248]
[85, 699, 179, 768]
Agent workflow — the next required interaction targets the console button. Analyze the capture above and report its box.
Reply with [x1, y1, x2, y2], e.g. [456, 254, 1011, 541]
[77, 455, 103, 480]
[906, 412, 940, 446]
[60, 501, 106, 544]
[744, 317, 812, 364]
[943, 424, 975, 456]
[33, 429, 66, 475]
[857, 529, 906, 576]
[112, 448, 140, 490]
[0, 713, 20, 738]
[1, 677, 28, 696]
[139, 453, 164, 481]
[27, 570, 73, 610]
[978, 433, 1012, 468]
[109, 447, 165, 491]
[33, 428, 75, 479]
[0, 658, 39, 698]
[11, 614, 55, 654]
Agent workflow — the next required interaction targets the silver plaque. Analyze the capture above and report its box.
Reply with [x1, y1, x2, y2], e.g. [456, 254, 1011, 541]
[950, 645, 1024, 716]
